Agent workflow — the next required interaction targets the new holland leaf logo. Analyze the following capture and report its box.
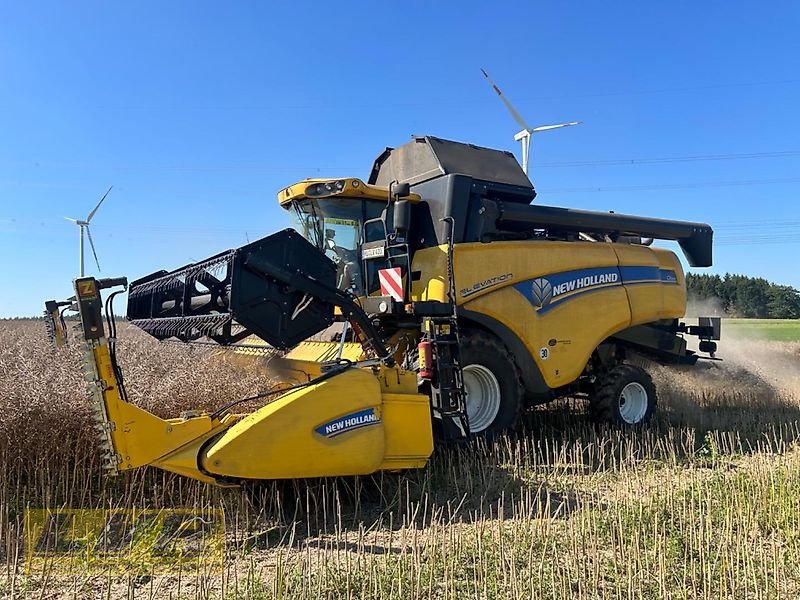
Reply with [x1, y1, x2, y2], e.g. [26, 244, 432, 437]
[530, 278, 553, 308]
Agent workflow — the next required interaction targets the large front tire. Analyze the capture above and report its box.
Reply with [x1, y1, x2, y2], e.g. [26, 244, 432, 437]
[459, 331, 524, 436]
[590, 363, 657, 426]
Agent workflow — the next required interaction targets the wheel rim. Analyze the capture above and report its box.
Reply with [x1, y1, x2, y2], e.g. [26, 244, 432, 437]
[618, 382, 649, 424]
[463, 364, 502, 433]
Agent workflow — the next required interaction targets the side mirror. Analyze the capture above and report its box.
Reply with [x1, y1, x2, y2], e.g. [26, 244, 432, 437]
[393, 200, 411, 233]
[390, 181, 410, 198]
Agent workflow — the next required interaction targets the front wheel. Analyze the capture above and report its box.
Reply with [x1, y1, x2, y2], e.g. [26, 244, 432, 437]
[589, 364, 657, 426]
[459, 331, 524, 436]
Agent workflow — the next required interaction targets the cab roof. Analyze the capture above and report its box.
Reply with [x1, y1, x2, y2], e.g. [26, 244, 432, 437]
[278, 178, 419, 207]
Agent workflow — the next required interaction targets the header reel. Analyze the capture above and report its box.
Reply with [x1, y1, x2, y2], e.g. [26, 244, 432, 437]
[126, 228, 393, 361]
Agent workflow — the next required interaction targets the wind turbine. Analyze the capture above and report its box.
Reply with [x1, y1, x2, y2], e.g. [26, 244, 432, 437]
[65, 186, 113, 277]
[481, 68, 581, 176]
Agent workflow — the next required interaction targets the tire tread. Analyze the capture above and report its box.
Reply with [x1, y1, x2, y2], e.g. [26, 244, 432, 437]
[590, 363, 656, 426]
[459, 329, 525, 434]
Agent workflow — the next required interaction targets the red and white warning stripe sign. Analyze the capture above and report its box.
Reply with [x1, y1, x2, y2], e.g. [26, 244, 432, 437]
[378, 267, 404, 301]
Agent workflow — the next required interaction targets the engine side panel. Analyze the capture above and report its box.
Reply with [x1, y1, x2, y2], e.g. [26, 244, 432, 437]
[411, 240, 687, 389]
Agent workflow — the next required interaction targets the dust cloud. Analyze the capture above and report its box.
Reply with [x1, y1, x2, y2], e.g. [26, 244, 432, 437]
[685, 295, 726, 318]
[648, 327, 800, 429]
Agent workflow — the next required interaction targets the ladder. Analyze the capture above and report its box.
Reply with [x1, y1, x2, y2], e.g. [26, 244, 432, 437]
[423, 315, 470, 440]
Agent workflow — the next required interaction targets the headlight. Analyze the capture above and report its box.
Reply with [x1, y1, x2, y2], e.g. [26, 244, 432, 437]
[305, 180, 346, 198]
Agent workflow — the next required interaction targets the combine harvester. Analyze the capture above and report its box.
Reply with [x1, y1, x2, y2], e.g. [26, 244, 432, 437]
[47, 136, 720, 485]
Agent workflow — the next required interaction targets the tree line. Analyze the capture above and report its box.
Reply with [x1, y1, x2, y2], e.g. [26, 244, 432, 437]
[686, 273, 800, 319]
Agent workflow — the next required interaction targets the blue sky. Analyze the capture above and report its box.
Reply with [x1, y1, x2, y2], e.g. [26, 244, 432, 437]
[1, 2, 799, 316]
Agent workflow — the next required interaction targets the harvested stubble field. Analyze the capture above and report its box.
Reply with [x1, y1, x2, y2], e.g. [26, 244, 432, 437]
[1, 319, 800, 599]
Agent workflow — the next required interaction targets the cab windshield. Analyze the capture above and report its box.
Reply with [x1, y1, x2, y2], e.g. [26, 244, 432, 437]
[291, 197, 384, 294]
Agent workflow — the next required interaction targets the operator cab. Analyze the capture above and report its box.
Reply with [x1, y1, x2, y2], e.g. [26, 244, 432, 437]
[278, 178, 417, 297]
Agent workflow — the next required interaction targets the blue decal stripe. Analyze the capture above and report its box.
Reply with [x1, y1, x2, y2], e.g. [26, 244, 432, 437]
[538, 281, 619, 304]
[514, 264, 680, 312]
[315, 408, 380, 438]
[536, 284, 619, 314]
[660, 269, 678, 283]
[619, 265, 661, 283]
[326, 420, 377, 438]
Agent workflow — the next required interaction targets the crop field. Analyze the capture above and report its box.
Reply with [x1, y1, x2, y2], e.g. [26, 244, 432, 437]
[725, 318, 800, 342]
[2, 319, 800, 599]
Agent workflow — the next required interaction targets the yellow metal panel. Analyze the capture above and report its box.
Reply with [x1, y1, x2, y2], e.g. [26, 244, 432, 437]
[412, 239, 688, 388]
[613, 244, 688, 324]
[379, 392, 433, 470]
[450, 240, 629, 387]
[613, 244, 665, 325]
[285, 340, 365, 363]
[453, 240, 620, 305]
[92, 345, 218, 471]
[202, 369, 386, 479]
[410, 246, 449, 302]
[464, 284, 630, 387]
[152, 420, 240, 485]
[653, 248, 687, 318]
[375, 367, 433, 470]
[266, 341, 366, 383]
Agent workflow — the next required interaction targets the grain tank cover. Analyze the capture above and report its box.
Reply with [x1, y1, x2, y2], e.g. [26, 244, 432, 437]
[369, 136, 535, 199]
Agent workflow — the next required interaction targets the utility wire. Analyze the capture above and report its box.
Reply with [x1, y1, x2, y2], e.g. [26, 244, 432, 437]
[542, 177, 800, 194]
[536, 150, 800, 168]
[2, 150, 800, 175]
[93, 76, 800, 111]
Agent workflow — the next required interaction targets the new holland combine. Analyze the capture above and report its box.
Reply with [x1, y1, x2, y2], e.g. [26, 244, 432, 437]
[46, 136, 720, 485]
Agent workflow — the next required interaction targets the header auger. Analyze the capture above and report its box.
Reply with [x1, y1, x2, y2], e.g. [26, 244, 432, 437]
[48, 135, 720, 485]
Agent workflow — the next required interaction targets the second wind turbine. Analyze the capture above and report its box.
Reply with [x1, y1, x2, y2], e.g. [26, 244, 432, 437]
[481, 68, 581, 176]
[65, 186, 113, 277]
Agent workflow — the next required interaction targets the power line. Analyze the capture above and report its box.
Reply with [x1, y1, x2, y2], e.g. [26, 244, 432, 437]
[2, 150, 800, 176]
[94, 77, 800, 111]
[536, 150, 800, 168]
[542, 177, 800, 194]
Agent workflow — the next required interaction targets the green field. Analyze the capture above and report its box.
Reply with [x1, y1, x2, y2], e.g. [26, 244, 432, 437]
[725, 319, 800, 341]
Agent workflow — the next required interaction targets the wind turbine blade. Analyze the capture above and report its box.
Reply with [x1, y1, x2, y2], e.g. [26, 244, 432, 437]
[531, 121, 582, 133]
[480, 68, 531, 131]
[86, 185, 113, 222]
[64, 217, 79, 223]
[86, 226, 101, 272]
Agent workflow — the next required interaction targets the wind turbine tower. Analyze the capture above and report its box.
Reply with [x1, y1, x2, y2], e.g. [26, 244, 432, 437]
[481, 68, 581, 176]
[65, 186, 113, 277]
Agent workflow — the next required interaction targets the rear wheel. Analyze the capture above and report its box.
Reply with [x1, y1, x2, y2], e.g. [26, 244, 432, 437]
[590, 363, 656, 426]
[459, 331, 524, 436]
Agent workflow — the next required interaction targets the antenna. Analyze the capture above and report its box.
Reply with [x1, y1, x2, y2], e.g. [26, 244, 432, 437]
[481, 68, 581, 176]
[65, 186, 113, 277]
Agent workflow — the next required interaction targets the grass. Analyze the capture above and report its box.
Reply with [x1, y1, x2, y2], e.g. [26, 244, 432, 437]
[1, 319, 800, 598]
[725, 318, 800, 342]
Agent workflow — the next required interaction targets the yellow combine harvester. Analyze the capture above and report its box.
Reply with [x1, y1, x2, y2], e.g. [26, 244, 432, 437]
[47, 136, 720, 486]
